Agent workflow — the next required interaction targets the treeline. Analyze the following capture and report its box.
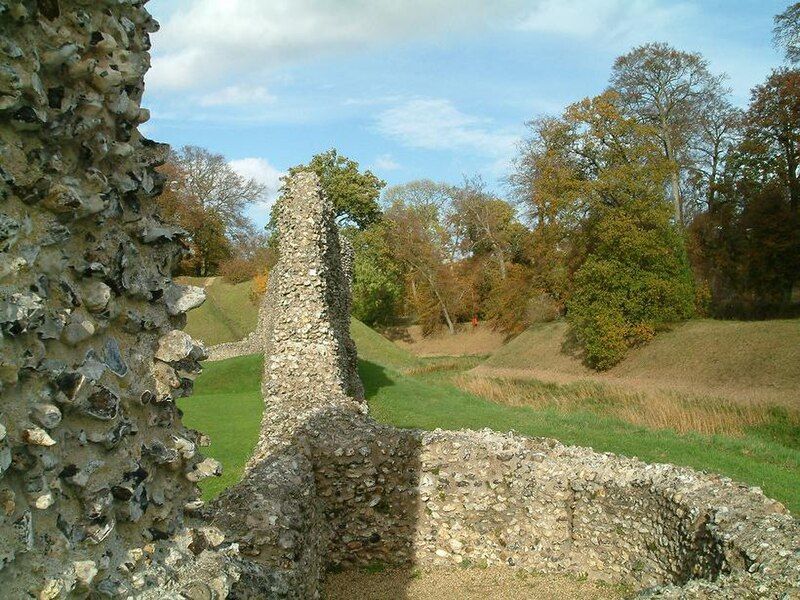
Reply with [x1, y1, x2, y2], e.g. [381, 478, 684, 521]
[155, 4, 799, 371]
[344, 5, 800, 369]
[157, 145, 275, 282]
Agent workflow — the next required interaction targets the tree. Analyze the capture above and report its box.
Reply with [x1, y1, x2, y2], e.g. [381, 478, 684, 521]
[513, 92, 694, 368]
[687, 97, 742, 213]
[746, 69, 800, 212]
[345, 223, 404, 326]
[510, 116, 585, 305]
[611, 43, 727, 225]
[450, 177, 525, 281]
[158, 146, 266, 276]
[383, 182, 463, 335]
[288, 149, 385, 228]
[171, 146, 265, 236]
[775, 3, 800, 64]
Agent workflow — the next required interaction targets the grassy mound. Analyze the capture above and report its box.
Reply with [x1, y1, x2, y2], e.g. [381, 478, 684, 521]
[181, 321, 800, 512]
[179, 276, 257, 346]
[485, 320, 800, 406]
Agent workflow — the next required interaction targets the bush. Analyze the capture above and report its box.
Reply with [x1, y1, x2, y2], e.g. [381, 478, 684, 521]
[526, 292, 562, 325]
[249, 272, 269, 305]
[567, 201, 695, 370]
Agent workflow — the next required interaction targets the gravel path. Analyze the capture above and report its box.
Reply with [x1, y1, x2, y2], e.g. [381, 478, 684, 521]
[323, 567, 629, 599]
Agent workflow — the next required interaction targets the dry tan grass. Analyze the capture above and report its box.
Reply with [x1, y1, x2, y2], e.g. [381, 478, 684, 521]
[385, 323, 507, 357]
[484, 320, 800, 411]
[455, 374, 800, 437]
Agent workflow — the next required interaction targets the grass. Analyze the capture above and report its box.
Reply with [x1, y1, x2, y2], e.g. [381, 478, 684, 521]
[182, 323, 800, 512]
[485, 320, 800, 408]
[179, 276, 258, 345]
[179, 354, 263, 498]
[455, 374, 800, 438]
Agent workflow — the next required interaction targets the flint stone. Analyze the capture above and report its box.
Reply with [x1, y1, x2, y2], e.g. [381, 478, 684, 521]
[23, 427, 56, 447]
[32, 404, 62, 429]
[62, 315, 95, 346]
[164, 284, 205, 316]
[83, 281, 112, 313]
[155, 330, 197, 363]
[186, 458, 222, 482]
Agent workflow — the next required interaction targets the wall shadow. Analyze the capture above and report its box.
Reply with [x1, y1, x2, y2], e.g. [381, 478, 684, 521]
[357, 359, 396, 399]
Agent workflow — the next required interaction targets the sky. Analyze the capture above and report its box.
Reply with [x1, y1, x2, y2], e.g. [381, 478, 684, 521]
[142, 0, 789, 226]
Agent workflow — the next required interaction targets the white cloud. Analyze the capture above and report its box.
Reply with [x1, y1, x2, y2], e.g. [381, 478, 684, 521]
[198, 85, 276, 107]
[148, 0, 534, 91]
[376, 99, 519, 160]
[229, 157, 285, 222]
[146, 0, 702, 102]
[517, 0, 693, 42]
[372, 154, 401, 171]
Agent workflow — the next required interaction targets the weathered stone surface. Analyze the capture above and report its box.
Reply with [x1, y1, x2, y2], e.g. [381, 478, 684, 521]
[164, 284, 206, 316]
[0, 1, 236, 597]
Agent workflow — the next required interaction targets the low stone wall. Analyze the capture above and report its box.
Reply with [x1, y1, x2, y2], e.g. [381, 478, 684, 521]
[212, 172, 799, 599]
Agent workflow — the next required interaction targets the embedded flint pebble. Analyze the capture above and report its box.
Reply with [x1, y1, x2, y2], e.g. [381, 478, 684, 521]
[83, 281, 112, 313]
[32, 403, 62, 429]
[83, 387, 119, 421]
[163, 284, 205, 316]
[23, 427, 56, 447]
[62, 314, 95, 346]
[102, 337, 128, 376]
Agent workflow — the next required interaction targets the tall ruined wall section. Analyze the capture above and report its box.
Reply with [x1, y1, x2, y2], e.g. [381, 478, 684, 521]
[0, 1, 221, 596]
[249, 173, 364, 459]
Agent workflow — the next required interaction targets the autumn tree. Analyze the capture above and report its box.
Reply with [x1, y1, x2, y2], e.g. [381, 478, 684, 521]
[288, 149, 385, 228]
[158, 146, 266, 276]
[690, 69, 800, 315]
[450, 177, 526, 281]
[610, 43, 727, 225]
[775, 3, 800, 64]
[383, 181, 464, 335]
[172, 146, 265, 237]
[746, 69, 800, 211]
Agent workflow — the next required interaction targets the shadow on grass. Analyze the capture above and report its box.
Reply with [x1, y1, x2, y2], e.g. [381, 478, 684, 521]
[358, 359, 396, 400]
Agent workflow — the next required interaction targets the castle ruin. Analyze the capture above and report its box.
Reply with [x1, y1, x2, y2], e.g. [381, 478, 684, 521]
[0, 1, 798, 598]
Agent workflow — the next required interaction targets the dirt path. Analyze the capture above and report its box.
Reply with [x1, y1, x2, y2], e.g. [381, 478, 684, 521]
[324, 567, 628, 600]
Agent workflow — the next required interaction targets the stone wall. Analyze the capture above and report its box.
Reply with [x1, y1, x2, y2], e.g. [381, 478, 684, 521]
[212, 172, 799, 599]
[0, 1, 235, 596]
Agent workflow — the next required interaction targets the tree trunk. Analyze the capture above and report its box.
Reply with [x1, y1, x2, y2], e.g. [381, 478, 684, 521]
[430, 285, 455, 335]
[496, 251, 507, 280]
[786, 150, 799, 213]
[662, 128, 683, 224]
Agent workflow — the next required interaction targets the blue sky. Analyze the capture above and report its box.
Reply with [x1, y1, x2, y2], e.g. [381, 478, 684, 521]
[142, 0, 788, 226]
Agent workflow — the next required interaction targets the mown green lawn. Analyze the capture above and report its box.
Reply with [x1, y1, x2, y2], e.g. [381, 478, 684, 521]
[181, 348, 799, 512]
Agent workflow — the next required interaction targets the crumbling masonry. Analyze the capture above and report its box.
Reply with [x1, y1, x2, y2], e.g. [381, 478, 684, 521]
[212, 172, 800, 599]
[1, 1, 798, 599]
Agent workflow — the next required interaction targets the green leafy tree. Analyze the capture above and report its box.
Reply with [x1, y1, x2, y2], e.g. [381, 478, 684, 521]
[345, 224, 404, 326]
[558, 93, 695, 369]
[288, 149, 385, 228]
